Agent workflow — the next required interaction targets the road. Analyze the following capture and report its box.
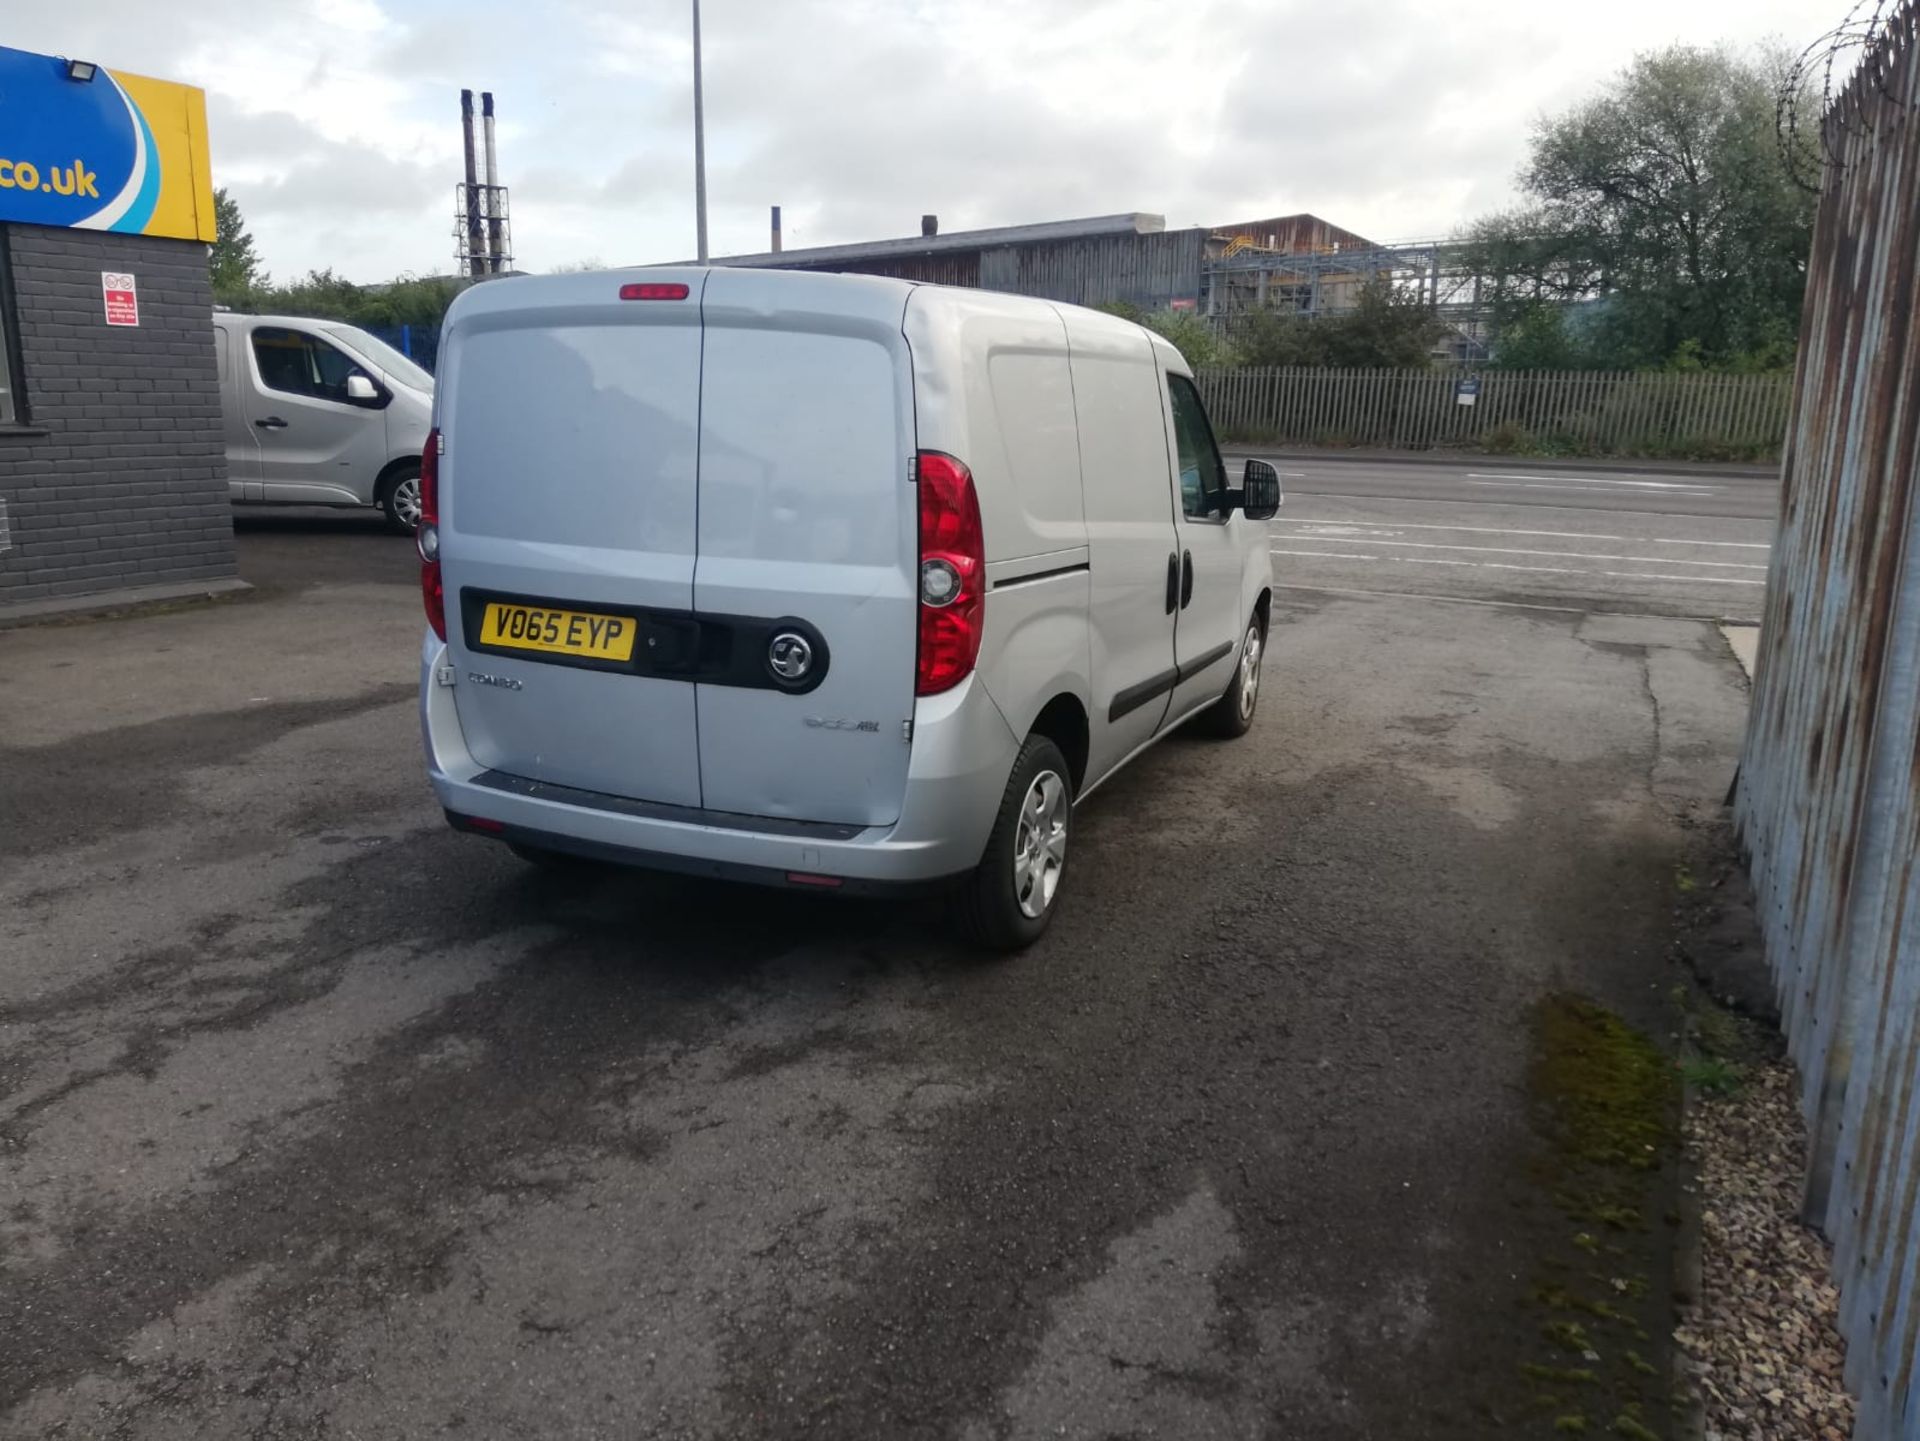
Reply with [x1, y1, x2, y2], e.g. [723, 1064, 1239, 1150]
[0, 492, 1755, 1439]
[1231, 454, 1777, 623]
[1231, 453, 1778, 521]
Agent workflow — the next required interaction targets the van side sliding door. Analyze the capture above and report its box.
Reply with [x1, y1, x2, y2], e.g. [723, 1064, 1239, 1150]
[1062, 313, 1181, 783]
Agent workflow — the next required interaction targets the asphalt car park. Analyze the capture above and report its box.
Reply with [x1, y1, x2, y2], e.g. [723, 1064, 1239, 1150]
[0, 471, 1758, 1438]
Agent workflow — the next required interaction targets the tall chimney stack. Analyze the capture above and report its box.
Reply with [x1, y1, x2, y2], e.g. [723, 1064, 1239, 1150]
[481, 92, 502, 274]
[460, 90, 483, 278]
[770, 205, 782, 254]
[921, 214, 938, 238]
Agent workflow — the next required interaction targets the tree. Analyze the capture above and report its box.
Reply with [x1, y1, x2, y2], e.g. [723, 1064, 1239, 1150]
[1467, 45, 1814, 370]
[244, 269, 466, 333]
[1234, 280, 1444, 369]
[209, 188, 264, 306]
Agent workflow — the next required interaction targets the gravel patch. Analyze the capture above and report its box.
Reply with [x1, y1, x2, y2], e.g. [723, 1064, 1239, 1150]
[1677, 1055, 1855, 1439]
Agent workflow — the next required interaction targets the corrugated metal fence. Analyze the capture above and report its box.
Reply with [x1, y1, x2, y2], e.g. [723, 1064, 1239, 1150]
[1733, 5, 1920, 1438]
[1192, 366, 1792, 456]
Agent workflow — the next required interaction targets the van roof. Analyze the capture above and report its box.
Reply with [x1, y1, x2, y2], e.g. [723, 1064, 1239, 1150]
[443, 267, 1166, 353]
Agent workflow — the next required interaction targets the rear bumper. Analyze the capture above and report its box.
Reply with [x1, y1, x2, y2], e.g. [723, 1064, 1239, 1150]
[420, 635, 1016, 885]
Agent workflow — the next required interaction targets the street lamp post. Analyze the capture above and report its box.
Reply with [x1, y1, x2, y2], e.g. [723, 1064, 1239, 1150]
[692, 0, 709, 263]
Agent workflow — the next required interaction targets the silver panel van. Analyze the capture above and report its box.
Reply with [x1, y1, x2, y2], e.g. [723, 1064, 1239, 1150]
[214, 311, 434, 533]
[417, 269, 1279, 948]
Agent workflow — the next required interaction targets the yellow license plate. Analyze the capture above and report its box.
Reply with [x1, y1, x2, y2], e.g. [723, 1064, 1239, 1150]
[480, 602, 637, 661]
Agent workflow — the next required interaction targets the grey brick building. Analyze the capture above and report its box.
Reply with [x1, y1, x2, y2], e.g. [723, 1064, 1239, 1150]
[0, 222, 236, 610]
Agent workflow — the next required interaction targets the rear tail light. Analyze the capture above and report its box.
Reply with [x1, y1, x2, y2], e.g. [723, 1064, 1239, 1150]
[914, 451, 984, 696]
[419, 427, 446, 641]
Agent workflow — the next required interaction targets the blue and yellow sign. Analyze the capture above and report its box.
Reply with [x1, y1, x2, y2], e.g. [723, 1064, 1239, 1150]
[0, 45, 215, 243]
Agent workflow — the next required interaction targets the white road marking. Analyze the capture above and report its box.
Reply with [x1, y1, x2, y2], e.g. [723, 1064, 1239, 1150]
[1269, 536, 1767, 569]
[1466, 480, 1721, 496]
[1276, 519, 1627, 541]
[1270, 548, 1765, 585]
[1274, 581, 1748, 624]
[1272, 518, 1771, 550]
[1466, 479, 1728, 495]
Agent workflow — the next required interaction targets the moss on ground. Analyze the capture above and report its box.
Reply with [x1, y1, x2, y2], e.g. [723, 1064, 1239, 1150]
[1530, 996, 1675, 1172]
[1499, 994, 1681, 1436]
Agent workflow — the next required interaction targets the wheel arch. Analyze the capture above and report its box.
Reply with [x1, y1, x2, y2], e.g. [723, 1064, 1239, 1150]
[1026, 691, 1090, 794]
[374, 452, 421, 503]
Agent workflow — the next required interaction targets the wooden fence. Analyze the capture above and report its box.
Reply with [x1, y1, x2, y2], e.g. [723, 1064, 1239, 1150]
[1192, 366, 1793, 457]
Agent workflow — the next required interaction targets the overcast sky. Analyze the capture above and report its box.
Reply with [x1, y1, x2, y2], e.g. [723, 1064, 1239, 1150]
[13, 0, 1844, 282]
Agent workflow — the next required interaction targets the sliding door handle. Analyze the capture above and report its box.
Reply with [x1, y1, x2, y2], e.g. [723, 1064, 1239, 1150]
[1180, 550, 1194, 609]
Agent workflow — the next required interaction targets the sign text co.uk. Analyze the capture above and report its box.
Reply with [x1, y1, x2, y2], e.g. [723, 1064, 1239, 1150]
[0, 45, 215, 242]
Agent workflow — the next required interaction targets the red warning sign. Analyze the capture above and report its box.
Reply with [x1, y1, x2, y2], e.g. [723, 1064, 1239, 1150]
[102, 271, 138, 327]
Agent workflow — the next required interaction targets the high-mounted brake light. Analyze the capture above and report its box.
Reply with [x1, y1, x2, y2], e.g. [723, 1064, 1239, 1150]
[618, 282, 690, 301]
[419, 427, 446, 641]
[914, 451, 984, 696]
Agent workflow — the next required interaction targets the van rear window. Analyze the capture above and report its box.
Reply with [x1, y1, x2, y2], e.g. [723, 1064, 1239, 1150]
[447, 325, 701, 551]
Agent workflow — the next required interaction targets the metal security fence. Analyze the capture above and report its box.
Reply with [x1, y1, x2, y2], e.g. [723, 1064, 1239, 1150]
[1734, 5, 1920, 1438]
[1192, 366, 1792, 456]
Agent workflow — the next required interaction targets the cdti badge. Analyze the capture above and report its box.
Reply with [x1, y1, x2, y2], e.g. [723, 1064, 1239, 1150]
[0, 45, 215, 242]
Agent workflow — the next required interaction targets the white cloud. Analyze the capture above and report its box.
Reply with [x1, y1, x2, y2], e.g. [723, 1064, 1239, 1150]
[8, 0, 1845, 279]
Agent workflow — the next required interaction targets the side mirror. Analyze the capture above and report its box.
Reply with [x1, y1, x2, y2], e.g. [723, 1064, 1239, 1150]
[345, 373, 380, 404]
[1234, 459, 1283, 520]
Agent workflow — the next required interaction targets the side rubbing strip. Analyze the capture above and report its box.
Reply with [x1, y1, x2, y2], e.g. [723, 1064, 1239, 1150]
[1178, 641, 1234, 678]
[989, 561, 1090, 592]
[1108, 667, 1178, 723]
[1105, 641, 1237, 724]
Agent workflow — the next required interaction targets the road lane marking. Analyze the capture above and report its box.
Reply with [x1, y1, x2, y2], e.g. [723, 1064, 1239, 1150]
[1269, 548, 1764, 585]
[1273, 519, 1772, 550]
[1466, 479, 1728, 495]
[1275, 519, 1628, 541]
[1275, 582, 1751, 624]
[1466, 480, 1721, 496]
[1269, 537, 1767, 569]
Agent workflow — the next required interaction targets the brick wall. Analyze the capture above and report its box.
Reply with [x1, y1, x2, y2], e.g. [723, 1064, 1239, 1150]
[0, 222, 235, 605]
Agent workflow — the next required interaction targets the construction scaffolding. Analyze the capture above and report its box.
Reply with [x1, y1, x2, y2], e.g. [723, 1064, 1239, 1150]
[1199, 227, 1492, 356]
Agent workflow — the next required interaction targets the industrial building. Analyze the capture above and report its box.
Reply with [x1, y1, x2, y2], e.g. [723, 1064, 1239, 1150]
[709, 209, 1468, 323]
[0, 44, 234, 615]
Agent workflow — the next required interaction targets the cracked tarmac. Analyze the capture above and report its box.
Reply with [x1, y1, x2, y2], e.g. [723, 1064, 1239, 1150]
[0, 518, 1752, 1438]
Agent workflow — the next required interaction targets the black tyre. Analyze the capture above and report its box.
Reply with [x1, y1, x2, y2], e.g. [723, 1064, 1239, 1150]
[954, 735, 1074, 952]
[1197, 612, 1266, 739]
[378, 462, 423, 536]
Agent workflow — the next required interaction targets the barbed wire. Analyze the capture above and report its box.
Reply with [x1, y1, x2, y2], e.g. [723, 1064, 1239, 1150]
[1776, 0, 1917, 191]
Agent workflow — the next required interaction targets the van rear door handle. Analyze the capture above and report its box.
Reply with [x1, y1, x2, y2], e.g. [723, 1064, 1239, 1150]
[1180, 550, 1194, 609]
[1165, 553, 1180, 614]
[254, 416, 288, 429]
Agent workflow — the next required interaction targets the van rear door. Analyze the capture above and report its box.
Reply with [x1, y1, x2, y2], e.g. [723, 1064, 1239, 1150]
[439, 272, 707, 807]
[693, 269, 918, 827]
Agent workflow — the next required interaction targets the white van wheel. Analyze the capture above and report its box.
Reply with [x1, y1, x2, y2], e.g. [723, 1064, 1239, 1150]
[956, 735, 1074, 951]
[380, 464, 423, 535]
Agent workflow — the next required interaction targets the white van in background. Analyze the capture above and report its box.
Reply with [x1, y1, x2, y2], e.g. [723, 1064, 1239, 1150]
[213, 312, 435, 534]
[419, 269, 1281, 949]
